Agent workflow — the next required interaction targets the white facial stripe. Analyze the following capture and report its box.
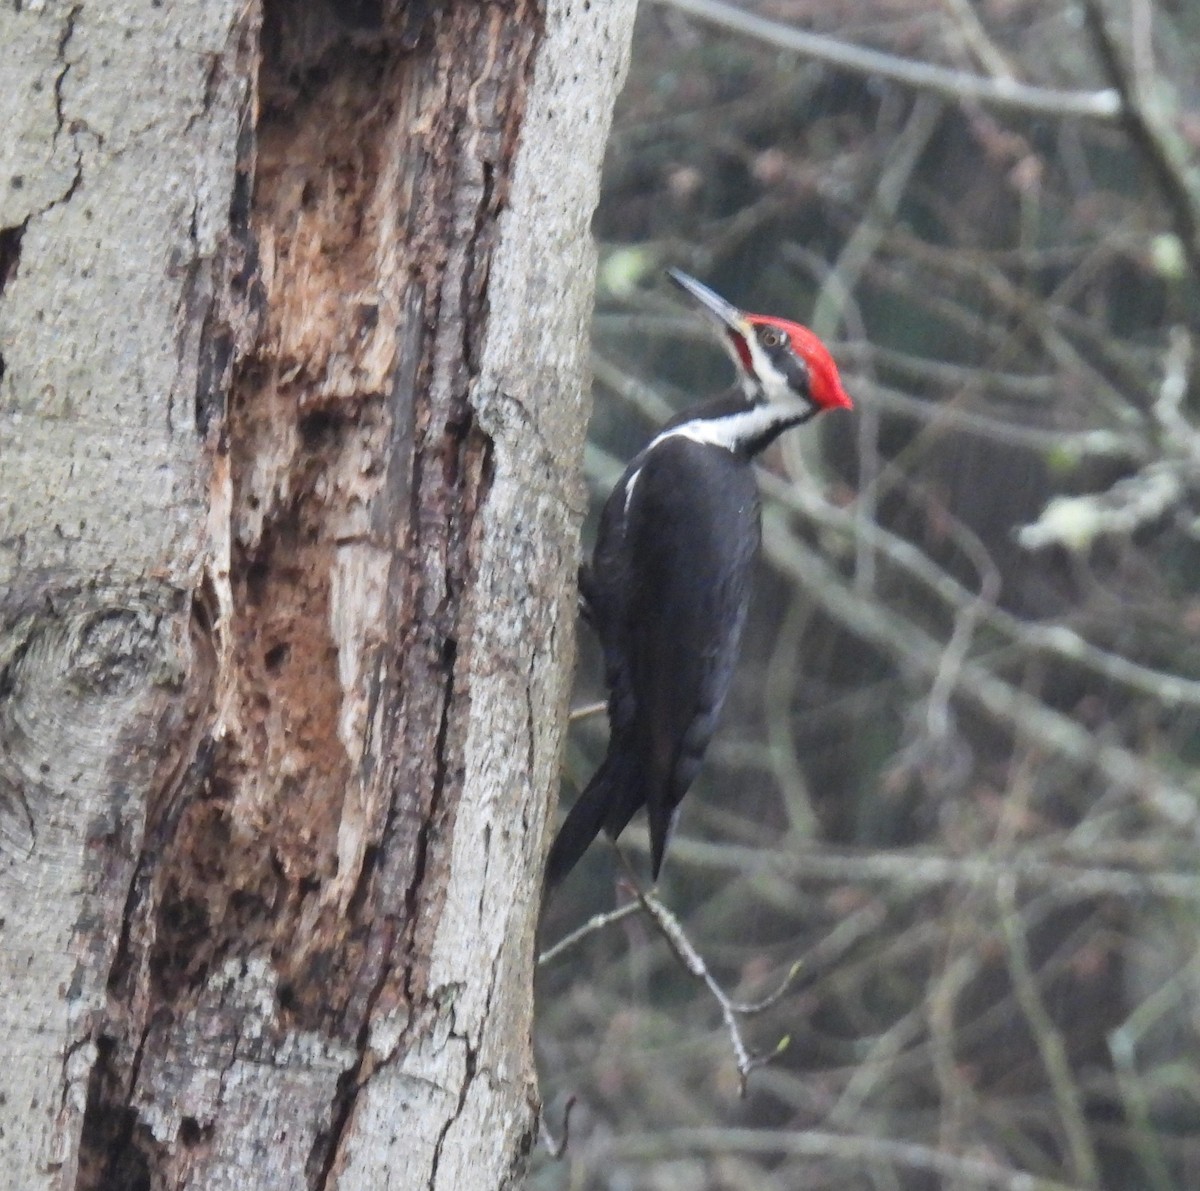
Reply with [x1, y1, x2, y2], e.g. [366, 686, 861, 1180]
[647, 400, 812, 455]
[744, 332, 799, 403]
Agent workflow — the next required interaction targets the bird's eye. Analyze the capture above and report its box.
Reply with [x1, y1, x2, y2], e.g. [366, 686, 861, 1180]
[759, 327, 785, 349]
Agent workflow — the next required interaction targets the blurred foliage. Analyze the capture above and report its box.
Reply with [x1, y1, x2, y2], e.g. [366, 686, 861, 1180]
[536, 1, 1200, 1188]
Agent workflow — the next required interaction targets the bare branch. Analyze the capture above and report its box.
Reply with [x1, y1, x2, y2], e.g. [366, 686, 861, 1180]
[847, 376, 1142, 461]
[634, 836, 1200, 907]
[538, 1095, 578, 1160]
[1018, 330, 1198, 551]
[762, 507, 1198, 828]
[938, 0, 1016, 80]
[1107, 951, 1200, 1191]
[650, 0, 1122, 121]
[809, 94, 945, 343]
[997, 876, 1101, 1186]
[537, 901, 642, 967]
[568, 699, 608, 723]
[1084, 0, 1200, 278]
[621, 879, 779, 1096]
[760, 470, 1200, 709]
[729, 900, 886, 1014]
[1016, 461, 1185, 552]
[599, 1125, 1089, 1190]
[762, 595, 821, 838]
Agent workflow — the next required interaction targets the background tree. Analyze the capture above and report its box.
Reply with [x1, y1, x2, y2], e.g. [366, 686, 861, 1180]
[537, 1, 1200, 1187]
[0, 1, 636, 1187]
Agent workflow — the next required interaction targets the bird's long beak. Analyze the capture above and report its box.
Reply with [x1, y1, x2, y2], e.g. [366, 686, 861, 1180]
[667, 268, 753, 339]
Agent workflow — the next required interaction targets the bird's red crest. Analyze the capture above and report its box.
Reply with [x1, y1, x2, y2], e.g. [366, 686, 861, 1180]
[749, 315, 853, 411]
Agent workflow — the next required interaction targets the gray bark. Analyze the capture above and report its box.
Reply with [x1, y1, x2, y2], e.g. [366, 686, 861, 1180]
[0, 1, 635, 1187]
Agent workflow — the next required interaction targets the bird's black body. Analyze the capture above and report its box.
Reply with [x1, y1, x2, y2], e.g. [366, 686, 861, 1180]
[544, 271, 851, 890]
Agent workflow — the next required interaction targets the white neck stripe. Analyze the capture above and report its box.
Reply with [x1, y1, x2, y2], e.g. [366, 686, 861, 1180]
[647, 400, 813, 455]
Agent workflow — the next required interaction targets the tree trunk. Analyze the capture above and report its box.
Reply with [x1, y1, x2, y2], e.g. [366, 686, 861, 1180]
[0, 1, 634, 1187]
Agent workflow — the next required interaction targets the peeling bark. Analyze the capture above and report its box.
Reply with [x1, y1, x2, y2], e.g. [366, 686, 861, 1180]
[0, 1, 635, 1187]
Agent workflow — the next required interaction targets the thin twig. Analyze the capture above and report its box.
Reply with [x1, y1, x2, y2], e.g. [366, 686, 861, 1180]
[629, 884, 783, 1095]
[786, 93, 941, 594]
[538, 1095, 578, 1160]
[996, 875, 1101, 1186]
[537, 901, 642, 967]
[810, 94, 944, 344]
[568, 700, 608, 724]
[761, 594, 820, 839]
[595, 852, 793, 1096]
[906, 483, 1001, 747]
[730, 900, 886, 1015]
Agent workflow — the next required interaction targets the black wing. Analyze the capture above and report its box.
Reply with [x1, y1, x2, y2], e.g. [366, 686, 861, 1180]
[545, 437, 761, 889]
[618, 437, 760, 876]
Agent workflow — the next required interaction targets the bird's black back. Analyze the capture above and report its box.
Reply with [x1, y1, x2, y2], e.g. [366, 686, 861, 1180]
[546, 432, 760, 887]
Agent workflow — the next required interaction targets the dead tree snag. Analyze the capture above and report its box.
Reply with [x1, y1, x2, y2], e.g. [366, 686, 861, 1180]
[0, 0, 635, 1187]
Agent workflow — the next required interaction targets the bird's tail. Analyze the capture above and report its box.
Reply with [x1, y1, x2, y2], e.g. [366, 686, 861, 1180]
[544, 748, 640, 891]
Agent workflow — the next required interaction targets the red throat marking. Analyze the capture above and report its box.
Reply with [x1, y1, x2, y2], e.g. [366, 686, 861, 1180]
[727, 329, 754, 375]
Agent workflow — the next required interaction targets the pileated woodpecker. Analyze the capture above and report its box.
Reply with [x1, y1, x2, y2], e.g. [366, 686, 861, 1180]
[545, 269, 853, 890]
